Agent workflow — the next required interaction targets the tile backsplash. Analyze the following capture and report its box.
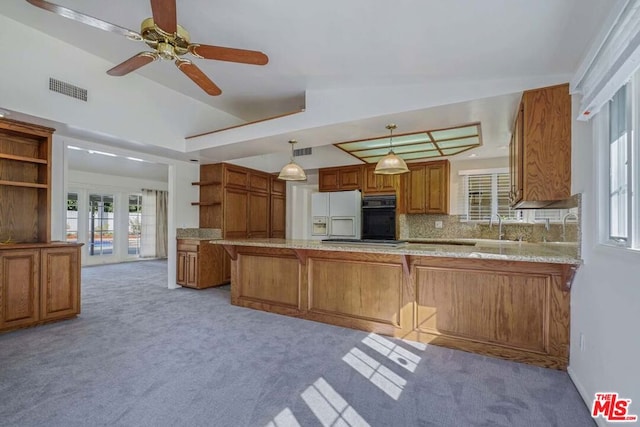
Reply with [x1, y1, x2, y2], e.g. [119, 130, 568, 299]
[399, 194, 581, 244]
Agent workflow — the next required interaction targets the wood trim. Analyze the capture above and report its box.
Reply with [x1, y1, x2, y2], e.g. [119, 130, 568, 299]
[400, 254, 410, 276]
[222, 244, 237, 260]
[294, 249, 308, 265]
[186, 109, 304, 139]
[560, 264, 579, 291]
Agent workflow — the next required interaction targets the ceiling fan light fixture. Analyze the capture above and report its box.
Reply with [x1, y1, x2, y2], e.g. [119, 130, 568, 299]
[278, 140, 307, 181]
[374, 124, 409, 175]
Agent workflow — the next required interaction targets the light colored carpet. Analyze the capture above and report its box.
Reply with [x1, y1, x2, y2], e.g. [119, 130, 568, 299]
[0, 260, 594, 427]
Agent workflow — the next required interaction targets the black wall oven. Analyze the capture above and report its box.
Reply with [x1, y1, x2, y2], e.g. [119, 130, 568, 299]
[362, 195, 396, 240]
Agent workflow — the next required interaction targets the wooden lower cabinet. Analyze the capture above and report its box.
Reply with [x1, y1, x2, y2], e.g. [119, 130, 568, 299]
[0, 250, 39, 330]
[40, 247, 80, 321]
[177, 239, 229, 289]
[0, 243, 82, 333]
[225, 245, 573, 369]
[411, 261, 569, 365]
[248, 192, 269, 238]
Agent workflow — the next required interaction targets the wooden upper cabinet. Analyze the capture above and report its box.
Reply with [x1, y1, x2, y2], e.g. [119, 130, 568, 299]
[404, 160, 450, 214]
[249, 171, 270, 194]
[510, 104, 524, 205]
[270, 175, 286, 238]
[363, 164, 398, 194]
[510, 83, 571, 208]
[224, 164, 249, 189]
[196, 164, 286, 240]
[223, 188, 249, 238]
[406, 164, 427, 213]
[271, 176, 286, 195]
[248, 192, 269, 238]
[270, 194, 286, 238]
[319, 165, 363, 191]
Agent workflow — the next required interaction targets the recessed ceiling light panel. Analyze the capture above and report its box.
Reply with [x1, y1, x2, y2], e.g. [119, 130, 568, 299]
[335, 122, 482, 163]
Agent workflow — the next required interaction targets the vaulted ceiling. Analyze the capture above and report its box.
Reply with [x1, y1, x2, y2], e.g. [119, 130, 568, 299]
[0, 0, 622, 170]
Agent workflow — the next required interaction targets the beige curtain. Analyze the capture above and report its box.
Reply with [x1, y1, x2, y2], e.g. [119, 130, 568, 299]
[156, 190, 168, 258]
[141, 189, 168, 258]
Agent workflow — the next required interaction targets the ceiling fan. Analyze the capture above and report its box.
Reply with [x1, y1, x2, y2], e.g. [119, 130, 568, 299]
[26, 0, 269, 96]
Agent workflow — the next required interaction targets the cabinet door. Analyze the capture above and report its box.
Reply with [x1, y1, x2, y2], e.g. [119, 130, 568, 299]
[362, 164, 380, 193]
[319, 168, 340, 192]
[186, 252, 198, 288]
[222, 250, 231, 282]
[0, 250, 39, 330]
[270, 194, 286, 238]
[271, 176, 286, 195]
[406, 165, 426, 214]
[425, 161, 449, 214]
[223, 188, 248, 238]
[40, 247, 79, 321]
[510, 104, 524, 206]
[249, 172, 270, 194]
[177, 250, 187, 285]
[338, 166, 362, 190]
[224, 165, 249, 189]
[363, 164, 397, 194]
[248, 192, 269, 238]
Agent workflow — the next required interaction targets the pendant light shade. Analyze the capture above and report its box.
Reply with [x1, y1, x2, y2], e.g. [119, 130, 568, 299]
[374, 124, 410, 175]
[278, 140, 307, 181]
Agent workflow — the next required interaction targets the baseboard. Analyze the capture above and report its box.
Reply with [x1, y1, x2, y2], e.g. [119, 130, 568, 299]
[568, 366, 605, 427]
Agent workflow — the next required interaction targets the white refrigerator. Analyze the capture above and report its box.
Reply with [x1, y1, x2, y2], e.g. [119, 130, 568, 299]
[309, 190, 362, 240]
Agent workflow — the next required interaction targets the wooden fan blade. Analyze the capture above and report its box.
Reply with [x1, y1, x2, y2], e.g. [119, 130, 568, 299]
[188, 44, 269, 66]
[150, 0, 177, 34]
[107, 52, 158, 76]
[26, 0, 141, 40]
[175, 59, 222, 96]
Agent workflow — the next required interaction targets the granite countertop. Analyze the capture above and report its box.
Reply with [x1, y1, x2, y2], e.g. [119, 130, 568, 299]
[176, 228, 222, 240]
[210, 238, 581, 265]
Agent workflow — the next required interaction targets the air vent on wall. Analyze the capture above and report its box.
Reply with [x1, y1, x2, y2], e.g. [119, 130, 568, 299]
[49, 78, 88, 102]
[293, 147, 312, 157]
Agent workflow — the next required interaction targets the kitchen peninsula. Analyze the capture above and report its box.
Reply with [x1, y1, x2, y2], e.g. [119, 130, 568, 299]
[213, 238, 579, 369]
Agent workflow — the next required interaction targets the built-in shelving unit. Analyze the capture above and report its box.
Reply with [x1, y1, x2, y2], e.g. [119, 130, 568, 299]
[1, 117, 83, 334]
[0, 118, 53, 243]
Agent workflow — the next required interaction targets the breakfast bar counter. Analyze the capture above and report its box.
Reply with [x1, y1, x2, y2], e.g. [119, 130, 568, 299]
[211, 238, 579, 369]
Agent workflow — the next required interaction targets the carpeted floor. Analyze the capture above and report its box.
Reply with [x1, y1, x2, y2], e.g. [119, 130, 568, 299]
[0, 260, 594, 427]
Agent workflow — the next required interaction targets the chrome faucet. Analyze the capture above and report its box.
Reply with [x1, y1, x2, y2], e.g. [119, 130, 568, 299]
[562, 212, 578, 242]
[542, 218, 550, 242]
[489, 214, 504, 240]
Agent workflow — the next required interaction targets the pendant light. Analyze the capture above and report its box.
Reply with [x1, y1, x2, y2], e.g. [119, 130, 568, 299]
[278, 140, 307, 181]
[374, 124, 410, 175]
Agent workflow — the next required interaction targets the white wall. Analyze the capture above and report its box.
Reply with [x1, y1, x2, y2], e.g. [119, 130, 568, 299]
[568, 95, 640, 421]
[167, 162, 200, 289]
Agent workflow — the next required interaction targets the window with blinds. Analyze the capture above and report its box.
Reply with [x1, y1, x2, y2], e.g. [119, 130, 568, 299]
[462, 171, 521, 221]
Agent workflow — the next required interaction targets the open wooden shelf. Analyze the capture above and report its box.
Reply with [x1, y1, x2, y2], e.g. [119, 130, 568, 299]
[192, 181, 222, 186]
[0, 180, 48, 189]
[191, 202, 221, 206]
[0, 153, 48, 164]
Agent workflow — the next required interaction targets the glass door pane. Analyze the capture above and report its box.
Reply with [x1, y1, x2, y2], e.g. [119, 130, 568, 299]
[66, 193, 78, 243]
[88, 194, 114, 256]
[128, 194, 142, 256]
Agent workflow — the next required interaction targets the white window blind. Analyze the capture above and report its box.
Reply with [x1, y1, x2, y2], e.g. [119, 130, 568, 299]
[461, 171, 520, 221]
[572, 0, 640, 119]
